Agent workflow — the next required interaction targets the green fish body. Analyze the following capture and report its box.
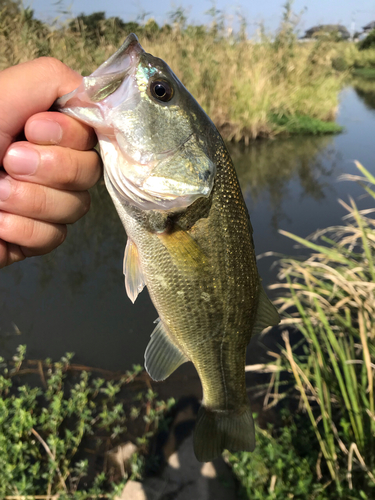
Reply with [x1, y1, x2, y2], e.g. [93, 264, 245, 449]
[56, 34, 279, 462]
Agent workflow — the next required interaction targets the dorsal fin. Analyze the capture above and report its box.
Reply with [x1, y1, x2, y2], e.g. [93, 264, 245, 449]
[123, 238, 145, 303]
[253, 286, 280, 335]
[145, 319, 189, 381]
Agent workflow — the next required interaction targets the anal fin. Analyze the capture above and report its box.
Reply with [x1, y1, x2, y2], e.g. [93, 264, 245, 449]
[145, 319, 189, 381]
[253, 286, 280, 335]
[124, 238, 145, 303]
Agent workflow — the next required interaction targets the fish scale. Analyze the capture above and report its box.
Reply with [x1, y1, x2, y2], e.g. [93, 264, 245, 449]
[56, 33, 279, 462]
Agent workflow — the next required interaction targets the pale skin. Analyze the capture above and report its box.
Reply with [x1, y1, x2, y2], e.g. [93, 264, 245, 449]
[0, 57, 102, 268]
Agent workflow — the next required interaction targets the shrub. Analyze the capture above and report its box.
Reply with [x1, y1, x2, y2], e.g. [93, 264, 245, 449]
[0, 346, 173, 497]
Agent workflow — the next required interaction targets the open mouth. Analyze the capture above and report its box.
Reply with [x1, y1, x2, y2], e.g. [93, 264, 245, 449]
[55, 34, 144, 112]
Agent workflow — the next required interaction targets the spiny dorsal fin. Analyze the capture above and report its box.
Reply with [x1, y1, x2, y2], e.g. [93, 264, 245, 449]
[123, 238, 145, 303]
[253, 286, 280, 335]
[145, 319, 189, 382]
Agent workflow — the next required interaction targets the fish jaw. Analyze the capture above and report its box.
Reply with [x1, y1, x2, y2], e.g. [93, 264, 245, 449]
[55, 33, 144, 117]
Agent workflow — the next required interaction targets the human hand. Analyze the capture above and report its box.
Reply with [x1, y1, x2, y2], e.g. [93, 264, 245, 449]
[0, 57, 102, 268]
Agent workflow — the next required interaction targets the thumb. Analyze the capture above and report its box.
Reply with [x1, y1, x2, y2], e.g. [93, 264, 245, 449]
[0, 57, 83, 162]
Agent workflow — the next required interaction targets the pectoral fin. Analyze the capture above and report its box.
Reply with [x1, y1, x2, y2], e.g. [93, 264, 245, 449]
[123, 238, 145, 303]
[253, 286, 280, 335]
[145, 319, 189, 381]
[157, 229, 207, 270]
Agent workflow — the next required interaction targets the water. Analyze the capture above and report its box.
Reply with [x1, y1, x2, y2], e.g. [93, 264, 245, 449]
[1, 86, 374, 371]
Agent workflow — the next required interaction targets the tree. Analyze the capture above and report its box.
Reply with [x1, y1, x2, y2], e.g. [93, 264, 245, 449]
[68, 12, 128, 45]
[358, 29, 375, 50]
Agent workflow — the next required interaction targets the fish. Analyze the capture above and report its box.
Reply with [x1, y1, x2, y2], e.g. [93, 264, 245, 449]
[56, 33, 279, 462]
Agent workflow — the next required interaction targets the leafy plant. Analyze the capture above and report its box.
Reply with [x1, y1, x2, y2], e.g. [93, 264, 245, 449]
[228, 414, 329, 500]
[0, 346, 172, 497]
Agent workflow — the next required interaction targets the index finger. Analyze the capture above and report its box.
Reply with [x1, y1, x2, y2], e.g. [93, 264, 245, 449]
[0, 57, 83, 162]
[25, 111, 98, 151]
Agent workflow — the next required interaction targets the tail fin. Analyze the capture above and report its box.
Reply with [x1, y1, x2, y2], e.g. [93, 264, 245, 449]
[193, 404, 255, 462]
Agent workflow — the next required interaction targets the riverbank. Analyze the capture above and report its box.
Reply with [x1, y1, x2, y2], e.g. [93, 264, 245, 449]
[1, 4, 370, 142]
[2, 163, 374, 498]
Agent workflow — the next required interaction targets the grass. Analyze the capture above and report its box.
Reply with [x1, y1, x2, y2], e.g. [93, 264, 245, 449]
[0, 2, 354, 142]
[239, 162, 375, 498]
[352, 67, 375, 80]
[269, 113, 343, 135]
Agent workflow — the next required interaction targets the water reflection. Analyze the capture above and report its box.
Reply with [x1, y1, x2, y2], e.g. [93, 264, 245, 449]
[353, 78, 375, 111]
[1, 87, 373, 369]
[33, 180, 125, 292]
[229, 135, 337, 228]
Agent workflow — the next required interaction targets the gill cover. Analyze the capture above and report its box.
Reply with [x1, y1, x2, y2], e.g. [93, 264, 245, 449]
[56, 34, 216, 211]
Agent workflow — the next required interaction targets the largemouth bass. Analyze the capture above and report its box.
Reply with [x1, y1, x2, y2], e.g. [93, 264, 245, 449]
[56, 34, 279, 462]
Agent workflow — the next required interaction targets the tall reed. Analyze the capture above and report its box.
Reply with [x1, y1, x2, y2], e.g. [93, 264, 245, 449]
[0, 4, 350, 141]
[266, 163, 375, 496]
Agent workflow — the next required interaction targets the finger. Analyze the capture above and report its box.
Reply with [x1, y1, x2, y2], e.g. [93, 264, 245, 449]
[0, 240, 26, 268]
[3, 142, 102, 191]
[0, 172, 91, 224]
[0, 57, 82, 161]
[25, 111, 97, 151]
[0, 211, 67, 257]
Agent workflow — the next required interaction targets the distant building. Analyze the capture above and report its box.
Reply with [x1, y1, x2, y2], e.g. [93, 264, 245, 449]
[362, 21, 375, 33]
[302, 24, 351, 40]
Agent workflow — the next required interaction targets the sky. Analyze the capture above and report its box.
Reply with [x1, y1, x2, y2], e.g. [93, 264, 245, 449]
[27, 0, 375, 37]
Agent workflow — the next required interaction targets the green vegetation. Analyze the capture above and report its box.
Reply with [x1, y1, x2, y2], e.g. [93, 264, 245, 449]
[0, 0, 357, 141]
[358, 30, 375, 51]
[352, 67, 375, 80]
[269, 113, 343, 135]
[228, 414, 329, 499]
[231, 163, 375, 499]
[0, 345, 173, 497]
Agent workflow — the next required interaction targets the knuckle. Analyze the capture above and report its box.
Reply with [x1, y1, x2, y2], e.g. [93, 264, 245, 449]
[22, 217, 38, 242]
[80, 192, 91, 216]
[56, 225, 67, 247]
[31, 187, 49, 218]
[64, 149, 82, 188]
[38, 57, 69, 78]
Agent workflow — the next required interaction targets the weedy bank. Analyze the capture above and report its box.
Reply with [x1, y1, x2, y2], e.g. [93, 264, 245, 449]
[228, 163, 375, 499]
[0, 1, 354, 142]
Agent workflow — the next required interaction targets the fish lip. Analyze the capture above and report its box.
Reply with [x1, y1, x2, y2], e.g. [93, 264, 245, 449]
[54, 33, 144, 110]
[91, 33, 144, 76]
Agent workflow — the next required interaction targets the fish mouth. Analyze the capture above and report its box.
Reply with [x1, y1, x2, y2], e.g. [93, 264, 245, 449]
[55, 34, 144, 110]
[91, 33, 143, 78]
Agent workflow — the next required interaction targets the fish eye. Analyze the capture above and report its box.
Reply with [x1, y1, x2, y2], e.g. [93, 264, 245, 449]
[150, 80, 174, 102]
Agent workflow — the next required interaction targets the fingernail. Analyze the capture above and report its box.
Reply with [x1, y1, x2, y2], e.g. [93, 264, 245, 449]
[28, 119, 63, 145]
[0, 175, 11, 201]
[6, 147, 40, 175]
